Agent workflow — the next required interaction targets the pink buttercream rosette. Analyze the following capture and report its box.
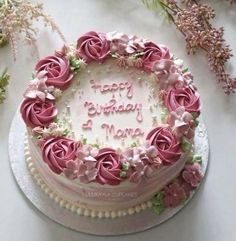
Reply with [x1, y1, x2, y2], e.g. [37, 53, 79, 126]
[146, 127, 182, 165]
[95, 148, 122, 185]
[165, 85, 201, 115]
[42, 137, 80, 174]
[142, 42, 171, 71]
[35, 54, 73, 90]
[76, 31, 110, 63]
[20, 98, 57, 128]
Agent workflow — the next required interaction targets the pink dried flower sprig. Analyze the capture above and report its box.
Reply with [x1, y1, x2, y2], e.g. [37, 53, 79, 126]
[0, 0, 65, 60]
[142, 0, 236, 94]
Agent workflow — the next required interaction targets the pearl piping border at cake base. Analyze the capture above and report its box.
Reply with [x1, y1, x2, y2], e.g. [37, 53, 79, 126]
[24, 137, 153, 219]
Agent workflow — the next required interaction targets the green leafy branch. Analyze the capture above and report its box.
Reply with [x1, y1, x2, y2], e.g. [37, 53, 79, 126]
[0, 68, 10, 104]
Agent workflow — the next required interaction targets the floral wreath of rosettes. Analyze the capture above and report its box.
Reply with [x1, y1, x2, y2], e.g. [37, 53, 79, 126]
[20, 31, 201, 186]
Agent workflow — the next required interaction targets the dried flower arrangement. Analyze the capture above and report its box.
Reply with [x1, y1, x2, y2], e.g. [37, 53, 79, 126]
[227, 0, 236, 4]
[0, 0, 65, 60]
[141, 0, 236, 94]
[0, 68, 10, 104]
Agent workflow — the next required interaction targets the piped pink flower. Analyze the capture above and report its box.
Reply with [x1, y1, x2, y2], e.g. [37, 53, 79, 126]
[168, 106, 195, 139]
[77, 156, 98, 183]
[153, 59, 185, 90]
[63, 160, 80, 180]
[106, 31, 146, 55]
[176, 175, 195, 198]
[137, 145, 162, 168]
[117, 56, 127, 67]
[76, 145, 99, 183]
[24, 71, 55, 102]
[163, 182, 186, 208]
[134, 58, 143, 68]
[182, 163, 203, 187]
[129, 162, 154, 183]
[55, 44, 70, 58]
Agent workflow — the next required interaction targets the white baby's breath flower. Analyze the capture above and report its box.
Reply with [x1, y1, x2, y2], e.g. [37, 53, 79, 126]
[41, 128, 52, 138]
[52, 88, 62, 99]
[77, 58, 87, 69]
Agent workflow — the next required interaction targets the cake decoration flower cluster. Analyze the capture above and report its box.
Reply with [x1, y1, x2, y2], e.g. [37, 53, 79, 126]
[151, 157, 203, 214]
[20, 31, 202, 189]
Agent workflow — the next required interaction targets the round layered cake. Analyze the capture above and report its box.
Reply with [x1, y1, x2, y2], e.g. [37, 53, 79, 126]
[21, 31, 203, 218]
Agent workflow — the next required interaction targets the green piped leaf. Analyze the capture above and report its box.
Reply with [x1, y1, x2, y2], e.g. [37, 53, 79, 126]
[160, 108, 168, 122]
[193, 155, 202, 164]
[130, 141, 137, 147]
[181, 137, 192, 152]
[82, 138, 87, 145]
[0, 68, 10, 104]
[186, 154, 202, 164]
[122, 162, 129, 171]
[63, 128, 70, 137]
[31, 72, 36, 79]
[151, 191, 165, 215]
[153, 204, 165, 215]
[69, 56, 81, 73]
[111, 53, 119, 59]
[120, 171, 127, 178]
[191, 112, 199, 120]
[120, 162, 130, 178]
[191, 112, 199, 127]
[132, 51, 145, 58]
[91, 143, 100, 148]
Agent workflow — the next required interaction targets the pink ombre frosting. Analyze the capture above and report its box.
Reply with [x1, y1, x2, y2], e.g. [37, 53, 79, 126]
[35, 55, 73, 90]
[76, 31, 110, 63]
[20, 98, 57, 128]
[165, 86, 201, 114]
[142, 42, 171, 71]
[42, 137, 80, 174]
[95, 148, 122, 185]
[146, 127, 182, 165]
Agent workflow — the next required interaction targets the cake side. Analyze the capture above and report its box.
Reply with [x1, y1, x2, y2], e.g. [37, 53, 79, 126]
[28, 134, 188, 210]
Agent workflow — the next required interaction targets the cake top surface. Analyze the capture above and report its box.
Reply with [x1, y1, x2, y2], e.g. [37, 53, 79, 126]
[20, 31, 201, 186]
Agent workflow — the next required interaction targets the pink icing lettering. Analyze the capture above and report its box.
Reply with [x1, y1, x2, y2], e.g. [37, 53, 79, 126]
[84, 99, 143, 122]
[82, 119, 93, 130]
[135, 103, 143, 122]
[101, 123, 144, 139]
[90, 79, 101, 92]
[125, 81, 133, 99]
[84, 101, 99, 117]
[89, 79, 133, 98]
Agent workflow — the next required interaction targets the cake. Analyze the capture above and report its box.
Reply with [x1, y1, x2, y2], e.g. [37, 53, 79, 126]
[20, 31, 203, 218]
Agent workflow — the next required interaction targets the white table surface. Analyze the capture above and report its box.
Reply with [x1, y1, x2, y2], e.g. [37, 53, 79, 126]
[1, 1, 236, 240]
